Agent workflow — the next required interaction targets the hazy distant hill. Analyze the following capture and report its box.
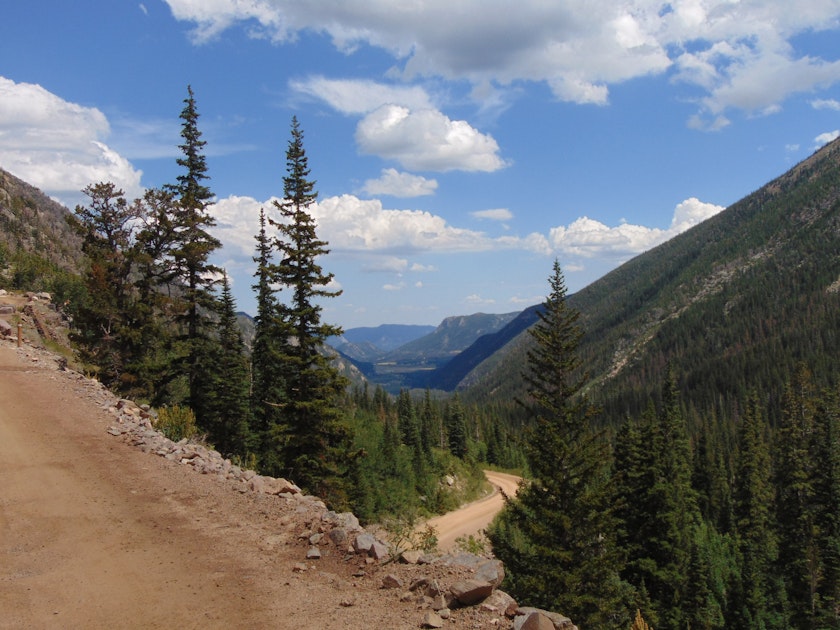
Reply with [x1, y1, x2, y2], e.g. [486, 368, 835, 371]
[405, 306, 542, 391]
[461, 136, 840, 425]
[330, 324, 436, 362]
[338, 312, 519, 391]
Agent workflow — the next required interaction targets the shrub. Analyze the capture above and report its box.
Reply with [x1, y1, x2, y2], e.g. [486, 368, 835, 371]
[155, 405, 198, 442]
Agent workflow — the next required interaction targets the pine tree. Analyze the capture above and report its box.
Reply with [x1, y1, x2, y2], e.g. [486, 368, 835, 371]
[263, 116, 353, 507]
[613, 414, 654, 618]
[419, 388, 436, 460]
[201, 273, 252, 458]
[68, 182, 141, 388]
[166, 85, 222, 423]
[812, 390, 840, 625]
[397, 389, 425, 478]
[613, 370, 711, 628]
[656, 372, 703, 627]
[250, 207, 287, 472]
[488, 260, 631, 629]
[774, 365, 819, 628]
[445, 393, 468, 459]
[131, 187, 185, 404]
[732, 393, 779, 628]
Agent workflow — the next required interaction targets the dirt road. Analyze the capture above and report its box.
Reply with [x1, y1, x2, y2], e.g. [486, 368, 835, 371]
[424, 471, 521, 552]
[0, 342, 514, 629]
[0, 330, 532, 628]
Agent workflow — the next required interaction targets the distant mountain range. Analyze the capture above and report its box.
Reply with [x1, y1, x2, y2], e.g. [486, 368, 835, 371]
[332, 312, 521, 392]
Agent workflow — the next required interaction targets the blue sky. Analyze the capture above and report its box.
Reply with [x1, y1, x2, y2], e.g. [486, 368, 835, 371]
[2, 1, 839, 328]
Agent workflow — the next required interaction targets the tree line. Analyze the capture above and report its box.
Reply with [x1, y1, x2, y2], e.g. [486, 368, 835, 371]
[66, 87, 497, 519]
[489, 261, 840, 629]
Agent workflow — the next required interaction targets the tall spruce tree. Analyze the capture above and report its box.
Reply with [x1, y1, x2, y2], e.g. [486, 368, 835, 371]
[132, 187, 186, 404]
[488, 260, 631, 629]
[813, 390, 840, 626]
[201, 273, 252, 458]
[166, 85, 222, 423]
[732, 393, 780, 629]
[445, 393, 468, 459]
[616, 373, 705, 629]
[263, 116, 353, 508]
[250, 207, 288, 473]
[774, 365, 819, 628]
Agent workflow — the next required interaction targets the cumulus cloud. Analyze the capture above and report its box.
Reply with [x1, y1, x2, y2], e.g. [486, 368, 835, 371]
[549, 197, 724, 258]
[165, 0, 840, 118]
[0, 77, 143, 205]
[209, 193, 546, 261]
[210, 194, 725, 268]
[356, 105, 507, 172]
[814, 130, 840, 149]
[292, 77, 507, 173]
[362, 168, 437, 197]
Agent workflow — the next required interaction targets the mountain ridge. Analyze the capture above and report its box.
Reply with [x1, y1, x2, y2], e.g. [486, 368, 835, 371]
[461, 136, 840, 423]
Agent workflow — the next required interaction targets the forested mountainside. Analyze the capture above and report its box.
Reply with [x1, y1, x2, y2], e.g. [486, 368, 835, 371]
[331, 324, 436, 359]
[463, 136, 840, 425]
[0, 167, 83, 289]
[339, 311, 520, 392]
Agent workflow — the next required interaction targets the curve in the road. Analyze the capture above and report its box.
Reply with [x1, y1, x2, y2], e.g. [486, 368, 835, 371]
[423, 470, 522, 552]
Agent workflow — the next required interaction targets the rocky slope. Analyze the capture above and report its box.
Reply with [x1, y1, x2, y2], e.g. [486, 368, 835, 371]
[0, 293, 575, 630]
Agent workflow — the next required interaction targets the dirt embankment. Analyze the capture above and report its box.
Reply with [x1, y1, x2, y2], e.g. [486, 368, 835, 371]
[0, 338, 524, 629]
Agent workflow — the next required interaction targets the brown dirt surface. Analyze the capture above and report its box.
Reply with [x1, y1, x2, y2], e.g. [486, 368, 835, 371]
[0, 335, 518, 629]
[424, 472, 521, 552]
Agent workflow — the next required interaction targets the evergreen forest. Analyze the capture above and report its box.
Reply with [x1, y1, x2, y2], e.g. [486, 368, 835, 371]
[2, 86, 840, 628]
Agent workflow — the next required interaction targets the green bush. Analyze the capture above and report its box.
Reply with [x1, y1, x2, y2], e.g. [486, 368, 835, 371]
[155, 405, 198, 442]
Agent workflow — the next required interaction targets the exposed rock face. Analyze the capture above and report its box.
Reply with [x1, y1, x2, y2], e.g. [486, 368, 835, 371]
[515, 607, 577, 630]
[450, 578, 495, 605]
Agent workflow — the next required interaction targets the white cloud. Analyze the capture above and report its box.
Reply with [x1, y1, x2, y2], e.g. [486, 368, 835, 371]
[362, 168, 438, 197]
[290, 76, 434, 114]
[209, 193, 547, 262]
[210, 193, 725, 270]
[812, 98, 840, 111]
[0, 77, 143, 206]
[165, 0, 840, 119]
[471, 208, 513, 222]
[361, 256, 408, 273]
[549, 197, 724, 258]
[356, 105, 507, 172]
[814, 130, 840, 148]
[669, 197, 726, 232]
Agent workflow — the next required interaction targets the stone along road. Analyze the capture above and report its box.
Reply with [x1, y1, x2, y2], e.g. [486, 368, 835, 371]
[0, 341, 524, 629]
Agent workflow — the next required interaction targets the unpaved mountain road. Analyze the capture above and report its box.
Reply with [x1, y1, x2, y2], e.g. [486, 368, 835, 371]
[424, 472, 521, 552]
[0, 340, 516, 629]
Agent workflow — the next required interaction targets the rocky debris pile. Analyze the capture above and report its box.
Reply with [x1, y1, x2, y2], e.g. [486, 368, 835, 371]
[7, 337, 577, 629]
